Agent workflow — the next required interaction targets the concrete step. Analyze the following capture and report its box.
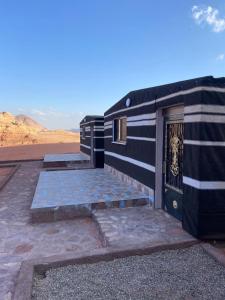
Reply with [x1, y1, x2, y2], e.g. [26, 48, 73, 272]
[92, 206, 196, 248]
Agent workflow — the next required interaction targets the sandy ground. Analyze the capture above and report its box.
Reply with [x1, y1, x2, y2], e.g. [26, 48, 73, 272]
[0, 142, 80, 161]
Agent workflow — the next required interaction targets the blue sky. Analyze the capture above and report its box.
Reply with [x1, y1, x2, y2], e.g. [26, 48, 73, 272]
[0, 0, 224, 129]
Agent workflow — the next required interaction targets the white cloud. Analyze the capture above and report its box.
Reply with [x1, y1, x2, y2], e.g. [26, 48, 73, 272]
[30, 108, 70, 118]
[192, 5, 225, 32]
[31, 109, 47, 116]
[216, 53, 225, 61]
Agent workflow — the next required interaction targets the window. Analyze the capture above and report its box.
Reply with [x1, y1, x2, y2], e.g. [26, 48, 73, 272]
[113, 117, 127, 143]
[82, 126, 86, 139]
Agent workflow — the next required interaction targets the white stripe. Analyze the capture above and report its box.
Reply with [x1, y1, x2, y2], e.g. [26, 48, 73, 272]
[81, 120, 104, 126]
[127, 136, 156, 142]
[127, 113, 156, 121]
[184, 104, 225, 115]
[104, 135, 112, 139]
[183, 176, 225, 190]
[105, 86, 225, 119]
[94, 148, 104, 152]
[83, 136, 104, 139]
[184, 114, 225, 124]
[104, 121, 112, 126]
[105, 151, 155, 173]
[80, 144, 91, 149]
[184, 140, 225, 146]
[94, 126, 104, 129]
[127, 120, 156, 126]
[81, 125, 104, 131]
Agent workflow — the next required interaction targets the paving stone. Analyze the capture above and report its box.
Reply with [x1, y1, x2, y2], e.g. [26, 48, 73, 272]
[93, 206, 196, 248]
[0, 161, 101, 300]
[14, 243, 33, 254]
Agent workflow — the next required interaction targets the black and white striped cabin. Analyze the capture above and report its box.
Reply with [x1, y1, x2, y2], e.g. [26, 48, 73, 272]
[80, 115, 104, 168]
[104, 76, 225, 239]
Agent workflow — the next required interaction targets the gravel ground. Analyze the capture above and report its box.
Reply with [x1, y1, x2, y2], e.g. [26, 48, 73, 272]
[32, 245, 225, 300]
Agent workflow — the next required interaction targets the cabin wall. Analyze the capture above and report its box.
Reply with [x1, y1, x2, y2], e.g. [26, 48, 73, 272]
[80, 118, 104, 168]
[104, 87, 225, 238]
[104, 104, 156, 202]
[93, 120, 105, 168]
[182, 91, 225, 238]
[80, 126, 91, 157]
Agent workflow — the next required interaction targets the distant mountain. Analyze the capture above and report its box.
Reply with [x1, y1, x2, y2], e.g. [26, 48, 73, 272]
[16, 114, 46, 131]
[0, 112, 80, 146]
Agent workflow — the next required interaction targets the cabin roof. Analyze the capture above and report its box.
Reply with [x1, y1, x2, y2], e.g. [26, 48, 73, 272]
[80, 115, 104, 125]
[104, 76, 225, 116]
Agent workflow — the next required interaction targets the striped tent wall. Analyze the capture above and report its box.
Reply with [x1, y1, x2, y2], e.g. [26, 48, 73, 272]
[80, 116, 104, 168]
[104, 110, 156, 192]
[182, 92, 225, 239]
[104, 76, 225, 238]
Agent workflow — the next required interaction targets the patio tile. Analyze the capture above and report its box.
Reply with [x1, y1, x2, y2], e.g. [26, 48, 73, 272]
[31, 169, 149, 220]
[93, 206, 196, 248]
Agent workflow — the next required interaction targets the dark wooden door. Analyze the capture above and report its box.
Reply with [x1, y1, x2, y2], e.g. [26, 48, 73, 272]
[163, 118, 184, 221]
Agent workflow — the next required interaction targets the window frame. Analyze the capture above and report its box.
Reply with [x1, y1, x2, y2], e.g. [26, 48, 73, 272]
[113, 116, 127, 144]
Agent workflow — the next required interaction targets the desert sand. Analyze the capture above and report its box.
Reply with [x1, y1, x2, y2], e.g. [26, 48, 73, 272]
[0, 142, 80, 162]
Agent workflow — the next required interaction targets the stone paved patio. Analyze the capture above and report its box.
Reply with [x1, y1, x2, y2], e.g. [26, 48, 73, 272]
[0, 167, 12, 182]
[0, 162, 101, 300]
[31, 169, 149, 221]
[0, 161, 199, 300]
[93, 207, 196, 248]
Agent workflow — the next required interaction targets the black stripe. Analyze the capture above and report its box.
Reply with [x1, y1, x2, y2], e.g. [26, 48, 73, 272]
[127, 118, 156, 123]
[95, 152, 104, 168]
[184, 123, 225, 142]
[184, 144, 225, 181]
[95, 139, 104, 149]
[183, 185, 225, 238]
[182, 185, 199, 237]
[94, 131, 105, 137]
[185, 112, 225, 117]
[198, 213, 225, 238]
[105, 139, 155, 166]
[128, 126, 156, 138]
[105, 106, 156, 121]
[105, 156, 155, 189]
[93, 121, 104, 126]
[199, 190, 225, 213]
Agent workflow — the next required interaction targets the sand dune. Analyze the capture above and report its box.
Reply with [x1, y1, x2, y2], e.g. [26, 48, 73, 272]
[0, 112, 79, 146]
